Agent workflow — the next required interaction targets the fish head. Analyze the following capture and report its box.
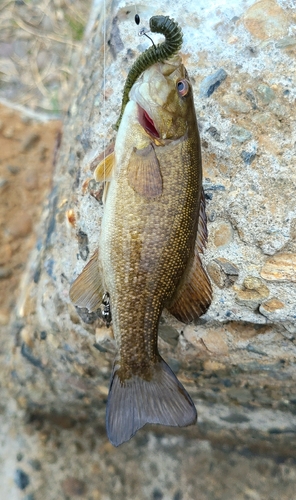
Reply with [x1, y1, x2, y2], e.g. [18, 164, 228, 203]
[129, 55, 194, 141]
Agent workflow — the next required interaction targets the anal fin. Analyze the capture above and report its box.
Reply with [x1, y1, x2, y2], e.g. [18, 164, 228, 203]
[168, 188, 212, 323]
[168, 252, 212, 323]
[69, 250, 103, 312]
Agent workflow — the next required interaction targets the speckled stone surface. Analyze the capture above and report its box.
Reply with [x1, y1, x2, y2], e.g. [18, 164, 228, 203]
[3, 1, 296, 497]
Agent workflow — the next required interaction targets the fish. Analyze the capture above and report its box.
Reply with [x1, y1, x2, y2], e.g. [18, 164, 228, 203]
[70, 25, 212, 447]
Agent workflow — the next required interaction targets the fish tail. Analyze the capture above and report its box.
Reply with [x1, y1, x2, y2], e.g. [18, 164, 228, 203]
[106, 357, 197, 447]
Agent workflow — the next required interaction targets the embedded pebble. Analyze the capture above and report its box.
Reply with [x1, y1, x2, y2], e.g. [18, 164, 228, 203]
[242, 0, 291, 40]
[20, 326, 35, 348]
[241, 150, 256, 165]
[62, 477, 86, 496]
[259, 298, 286, 320]
[21, 133, 41, 152]
[260, 253, 296, 282]
[24, 173, 39, 191]
[260, 298, 285, 313]
[207, 258, 239, 288]
[184, 326, 229, 356]
[199, 68, 227, 97]
[0, 267, 12, 279]
[44, 451, 58, 464]
[3, 126, 15, 138]
[276, 36, 296, 50]
[229, 125, 252, 143]
[235, 277, 269, 308]
[0, 177, 8, 190]
[7, 213, 32, 238]
[158, 325, 179, 347]
[7, 165, 20, 174]
[228, 387, 252, 404]
[14, 469, 30, 490]
[0, 309, 10, 325]
[213, 222, 233, 247]
[221, 95, 251, 114]
[29, 459, 42, 471]
[256, 84, 275, 105]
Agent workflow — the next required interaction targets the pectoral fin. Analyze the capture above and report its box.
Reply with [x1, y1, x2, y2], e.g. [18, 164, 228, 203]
[94, 150, 115, 182]
[69, 250, 103, 312]
[168, 189, 212, 323]
[127, 144, 162, 198]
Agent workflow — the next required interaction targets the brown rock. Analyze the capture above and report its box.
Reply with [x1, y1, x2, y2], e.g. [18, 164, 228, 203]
[203, 360, 226, 371]
[213, 222, 233, 247]
[184, 326, 229, 356]
[62, 477, 86, 496]
[20, 326, 35, 348]
[24, 172, 38, 191]
[228, 321, 271, 340]
[7, 213, 32, 238]
[242, 0, 290, 40]
[243, 277, 268, 293]
[0, 309, 10, 325]
[221, 95, 251, 114]
[260, 298, 285, 313]
[202, 330, 229, 356]
[207, 258, 239, 288]
[260, 253, 296, 282]
[0, 267, 12, 279]
[235, 277, 269, 307]
[21, 133, 41, 152]
[0, 244, 12, 264]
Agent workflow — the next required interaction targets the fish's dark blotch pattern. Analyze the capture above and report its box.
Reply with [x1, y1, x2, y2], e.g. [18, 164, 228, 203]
[199, 68, 227, 97]
[77, 229, 89, 261]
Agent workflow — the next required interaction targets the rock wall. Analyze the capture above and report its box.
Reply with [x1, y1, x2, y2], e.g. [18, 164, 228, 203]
[9, 0, 296, 451]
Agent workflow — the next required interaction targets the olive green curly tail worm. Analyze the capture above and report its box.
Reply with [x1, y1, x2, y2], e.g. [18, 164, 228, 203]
[114, 15, 183, 131]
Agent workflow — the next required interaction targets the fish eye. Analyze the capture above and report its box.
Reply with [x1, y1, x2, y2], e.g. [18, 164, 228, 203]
[176, 79, 190, 97]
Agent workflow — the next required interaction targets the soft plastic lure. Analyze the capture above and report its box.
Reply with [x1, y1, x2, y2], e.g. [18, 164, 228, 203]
[114, 15, 183, 130]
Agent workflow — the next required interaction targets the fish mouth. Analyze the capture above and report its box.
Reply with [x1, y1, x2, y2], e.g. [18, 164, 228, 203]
[138, 105, 160, 138]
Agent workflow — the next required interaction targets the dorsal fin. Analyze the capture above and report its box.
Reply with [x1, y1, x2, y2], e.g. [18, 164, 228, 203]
[196, 189, 208, 254]
[69, 250, 103, 312]
[167, 189, 212, 323]
[127, 144, 162, 198]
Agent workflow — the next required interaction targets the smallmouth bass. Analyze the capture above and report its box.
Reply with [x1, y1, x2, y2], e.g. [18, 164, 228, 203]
[70, 17, 212, 446]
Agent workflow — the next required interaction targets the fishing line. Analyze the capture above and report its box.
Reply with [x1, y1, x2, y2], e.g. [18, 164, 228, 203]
[103, 0, 106, 185]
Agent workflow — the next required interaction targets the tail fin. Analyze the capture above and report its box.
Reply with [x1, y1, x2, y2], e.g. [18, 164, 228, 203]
[106, 357, 197, 447]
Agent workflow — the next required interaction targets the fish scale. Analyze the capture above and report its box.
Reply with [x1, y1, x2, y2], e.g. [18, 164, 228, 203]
[101, 135, 201, 368]
[70, 52, 212, 446]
